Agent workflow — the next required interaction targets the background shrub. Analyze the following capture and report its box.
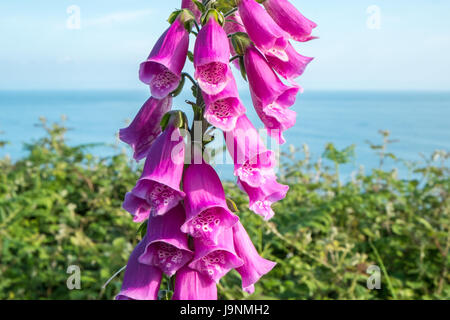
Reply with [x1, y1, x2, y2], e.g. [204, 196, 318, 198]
[0, 119, 448, 299]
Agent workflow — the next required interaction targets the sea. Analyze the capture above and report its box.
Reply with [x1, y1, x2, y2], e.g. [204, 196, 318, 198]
[0, 90, 449, 181]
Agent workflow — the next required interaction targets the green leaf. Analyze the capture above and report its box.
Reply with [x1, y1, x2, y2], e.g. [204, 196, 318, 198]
[238, 56, 247, 81]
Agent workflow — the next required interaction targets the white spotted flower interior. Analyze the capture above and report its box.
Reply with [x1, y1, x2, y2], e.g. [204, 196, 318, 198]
[189, 228, 244, 283]
[202, 69, 246, 132]
[194, 16, 231, 95]
[139, 204, 193, 277]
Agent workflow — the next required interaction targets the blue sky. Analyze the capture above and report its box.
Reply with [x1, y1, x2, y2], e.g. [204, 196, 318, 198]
[1, 0, 450, 91]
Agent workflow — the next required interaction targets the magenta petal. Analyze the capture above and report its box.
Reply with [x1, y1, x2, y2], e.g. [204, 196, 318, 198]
[181, 162, 239, 245]
[116, 237, 163, 300]
[245, 46, 300, 109]
[244, 46, 299, 145]
[223, 12, 246, 70]
[263, 0, 317, 42]
[189, 228, 244, 283]
[233, 221, 276, 292]
[131, 124, 185, 216]
[172, 266, 218, 300]
[266, 42, 314, 81]
[238, 0, 289, 60]
[122, 192, 151, 222]
[202, 71, 246, 131]
[139, 18, 189, 98]
[238, 176, 289, 220]
[251, 91, 297, 145]
[119, 96, 172, 161]
[224, 115, 275, 187]
[194, 17, 231, 95]
[138, 204, 193, 276]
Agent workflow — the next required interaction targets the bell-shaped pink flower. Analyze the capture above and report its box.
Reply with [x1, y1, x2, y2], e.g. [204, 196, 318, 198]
[116, 237, 163, 300]
[189, 228, 244, 283]
[138, 204, 193, 277]
[225, 115, 275, 187]
[223, 12, 246, 70]
[244, 45, 299, 144]
[194, 16, 231, 95]
[122, 192, 151, 223]
[181, 0, 202, 22]
[125, 122, 185, 217]
[172, 266, 217, 300]
[233, 221, 276, 294]
[202, 70, 246, 132]
[266, 42, 313, 82]
[119, 96, 172, 161]
[139, 17, 189, 99]
[252, 92, 297, 144]
[181, 162, 239, 245]
[263, 0, 317, 42]
[238, 0, 289, 61]
[238, 175, 289, 220]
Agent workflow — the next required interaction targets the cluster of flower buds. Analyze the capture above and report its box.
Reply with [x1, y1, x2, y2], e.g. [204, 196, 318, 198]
[116, 0, 315, 300]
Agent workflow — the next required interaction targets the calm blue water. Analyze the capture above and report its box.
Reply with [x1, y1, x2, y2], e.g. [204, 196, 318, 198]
[0, 90, 449, 180]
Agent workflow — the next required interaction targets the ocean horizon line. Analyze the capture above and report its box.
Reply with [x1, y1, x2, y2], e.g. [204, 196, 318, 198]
[1, 89, 450, 94]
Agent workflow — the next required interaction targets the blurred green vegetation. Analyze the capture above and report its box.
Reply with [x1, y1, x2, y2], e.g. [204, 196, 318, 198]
[0, 119, 448, 300]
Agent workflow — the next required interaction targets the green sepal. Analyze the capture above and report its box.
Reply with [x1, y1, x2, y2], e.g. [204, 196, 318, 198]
[231, 32, 252, 56]
[137, 220, 148, 239]
[226, 198, 239, 213]
[167, 9, 196, 32]
[170, 75, 186, 97]
[160, 110, 189, 132]
[167, 9, 182, 24]
[201, 8, 225, 26]
[187, 51, 194, 63]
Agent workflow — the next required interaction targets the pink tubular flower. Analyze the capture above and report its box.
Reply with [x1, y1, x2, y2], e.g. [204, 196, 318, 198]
[181, 0, 202, 22]
[244, 45, 299, 144]
[223, 12, 246, 69]
[139, 17, 189, 99]
[194, 16, 231, 95]
[238, 175, 289, 220]
[252, 94, 297, 144]
[263, 0, 317, 42]
[116, 237, 163, 300]
[181, 162, 239, 246]
[202, 70, 246, 132]
[122, 192, 151, 223]
[266, 42, 313, 82]
[233, 221, 276, 293]
[119, 96, 172, 161]
[189, 228, 244, 283]
[125, 122, 185, 217]
[225, 115, 275, 187]
[172, 266, 218, 300]
[238, 0, 289, 61]
[139, 204, 193, 277]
